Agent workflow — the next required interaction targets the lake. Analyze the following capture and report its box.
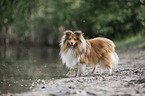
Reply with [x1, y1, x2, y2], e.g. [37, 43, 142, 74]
[0, 46, 67, 94]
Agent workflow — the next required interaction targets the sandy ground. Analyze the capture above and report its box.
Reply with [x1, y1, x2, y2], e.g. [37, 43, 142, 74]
[5, 47, 145, 96]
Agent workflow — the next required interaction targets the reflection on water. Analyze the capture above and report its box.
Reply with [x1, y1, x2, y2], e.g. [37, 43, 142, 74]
[0, 46, 67, 94]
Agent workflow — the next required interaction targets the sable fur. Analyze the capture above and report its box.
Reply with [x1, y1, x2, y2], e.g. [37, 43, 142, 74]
[60, 30, 119, 76]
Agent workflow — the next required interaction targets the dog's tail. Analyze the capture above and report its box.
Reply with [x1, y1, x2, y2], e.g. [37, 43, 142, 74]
[110, 52, 119, 67]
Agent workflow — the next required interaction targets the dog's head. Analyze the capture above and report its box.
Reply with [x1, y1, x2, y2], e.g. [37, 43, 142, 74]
[63, 30, 83, 48]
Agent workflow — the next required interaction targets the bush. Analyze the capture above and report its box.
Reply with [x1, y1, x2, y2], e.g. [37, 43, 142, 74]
[0, 0, 144, 45]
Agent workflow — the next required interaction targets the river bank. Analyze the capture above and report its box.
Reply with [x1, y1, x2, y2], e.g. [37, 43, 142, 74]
[7, 44, 145, 96]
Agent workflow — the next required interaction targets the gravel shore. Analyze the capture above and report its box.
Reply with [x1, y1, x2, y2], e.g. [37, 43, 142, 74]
[10, 48, 145, 96]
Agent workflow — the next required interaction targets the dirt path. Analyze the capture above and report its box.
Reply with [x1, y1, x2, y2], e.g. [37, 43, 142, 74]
[11, 47, 145, 96]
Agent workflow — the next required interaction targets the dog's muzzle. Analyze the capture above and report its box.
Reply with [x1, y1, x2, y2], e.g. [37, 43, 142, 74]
[70, 42, 74, 48]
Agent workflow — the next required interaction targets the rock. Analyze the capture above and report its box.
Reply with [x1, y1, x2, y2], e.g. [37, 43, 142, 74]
[87, 91, 97, 96]
[136, 90, 139, 94]
[136, 78, 145, 84]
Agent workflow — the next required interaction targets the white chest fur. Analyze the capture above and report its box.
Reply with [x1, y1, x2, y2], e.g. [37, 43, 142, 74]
[60, 49, 80, 68]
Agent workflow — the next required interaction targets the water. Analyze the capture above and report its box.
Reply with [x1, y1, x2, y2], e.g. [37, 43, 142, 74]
[0, 46, 67, 94]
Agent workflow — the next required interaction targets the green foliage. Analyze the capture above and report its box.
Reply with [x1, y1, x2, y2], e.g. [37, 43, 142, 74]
[0, 0, 144, 45]
[114, 32, 145, 48]
[0, 0, 35, 28]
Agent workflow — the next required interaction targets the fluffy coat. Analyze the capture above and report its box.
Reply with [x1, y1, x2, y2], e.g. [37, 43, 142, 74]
[60, 30, 119, 76]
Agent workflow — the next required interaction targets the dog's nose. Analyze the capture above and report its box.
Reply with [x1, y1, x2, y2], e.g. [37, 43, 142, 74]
[71, 42, 73, 45]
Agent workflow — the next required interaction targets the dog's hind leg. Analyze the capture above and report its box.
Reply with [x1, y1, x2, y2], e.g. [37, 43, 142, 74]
[74, 68, 78, 77]
[108, 66, 112, 75]
[106, 64, 112, 75]
[91, 65, 98, 73]
[107, 52, 119, 75]
[100, 55, 112, 75]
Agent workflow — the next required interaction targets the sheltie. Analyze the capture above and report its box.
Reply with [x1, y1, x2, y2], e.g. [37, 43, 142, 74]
[60, 30, 119, 77]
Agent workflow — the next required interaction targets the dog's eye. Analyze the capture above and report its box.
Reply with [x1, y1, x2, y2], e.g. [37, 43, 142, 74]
[69, 38, 71, 40]
[74, 38, 76, 40]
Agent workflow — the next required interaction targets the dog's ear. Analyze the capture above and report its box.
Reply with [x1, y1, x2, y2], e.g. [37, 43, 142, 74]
[74, 31, 82, 36]
[64, 30, 72, 36]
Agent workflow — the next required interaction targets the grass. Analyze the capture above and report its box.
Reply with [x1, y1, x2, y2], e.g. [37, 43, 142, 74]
[139, 43, 145, 49]
[114, 33, 145, 49]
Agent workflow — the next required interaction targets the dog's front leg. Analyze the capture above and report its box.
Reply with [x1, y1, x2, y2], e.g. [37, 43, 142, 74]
[74, 68, 78, 77]
[76, 64, 86, 77]
[76, 68, 81, 77]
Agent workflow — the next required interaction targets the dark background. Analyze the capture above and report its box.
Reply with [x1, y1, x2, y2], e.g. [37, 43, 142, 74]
[0, 0, 145, 46]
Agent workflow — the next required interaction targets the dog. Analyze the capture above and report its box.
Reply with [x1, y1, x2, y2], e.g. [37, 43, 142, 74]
[60, 30, 119, 77]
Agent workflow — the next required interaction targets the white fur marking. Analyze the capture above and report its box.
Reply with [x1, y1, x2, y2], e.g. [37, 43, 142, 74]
[77, 64, 86, 77]
[60, 49, 80, 68]
[99, 52, 119, 74]
[108, 67, 112, 74]
[110, 52, 119, 66]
